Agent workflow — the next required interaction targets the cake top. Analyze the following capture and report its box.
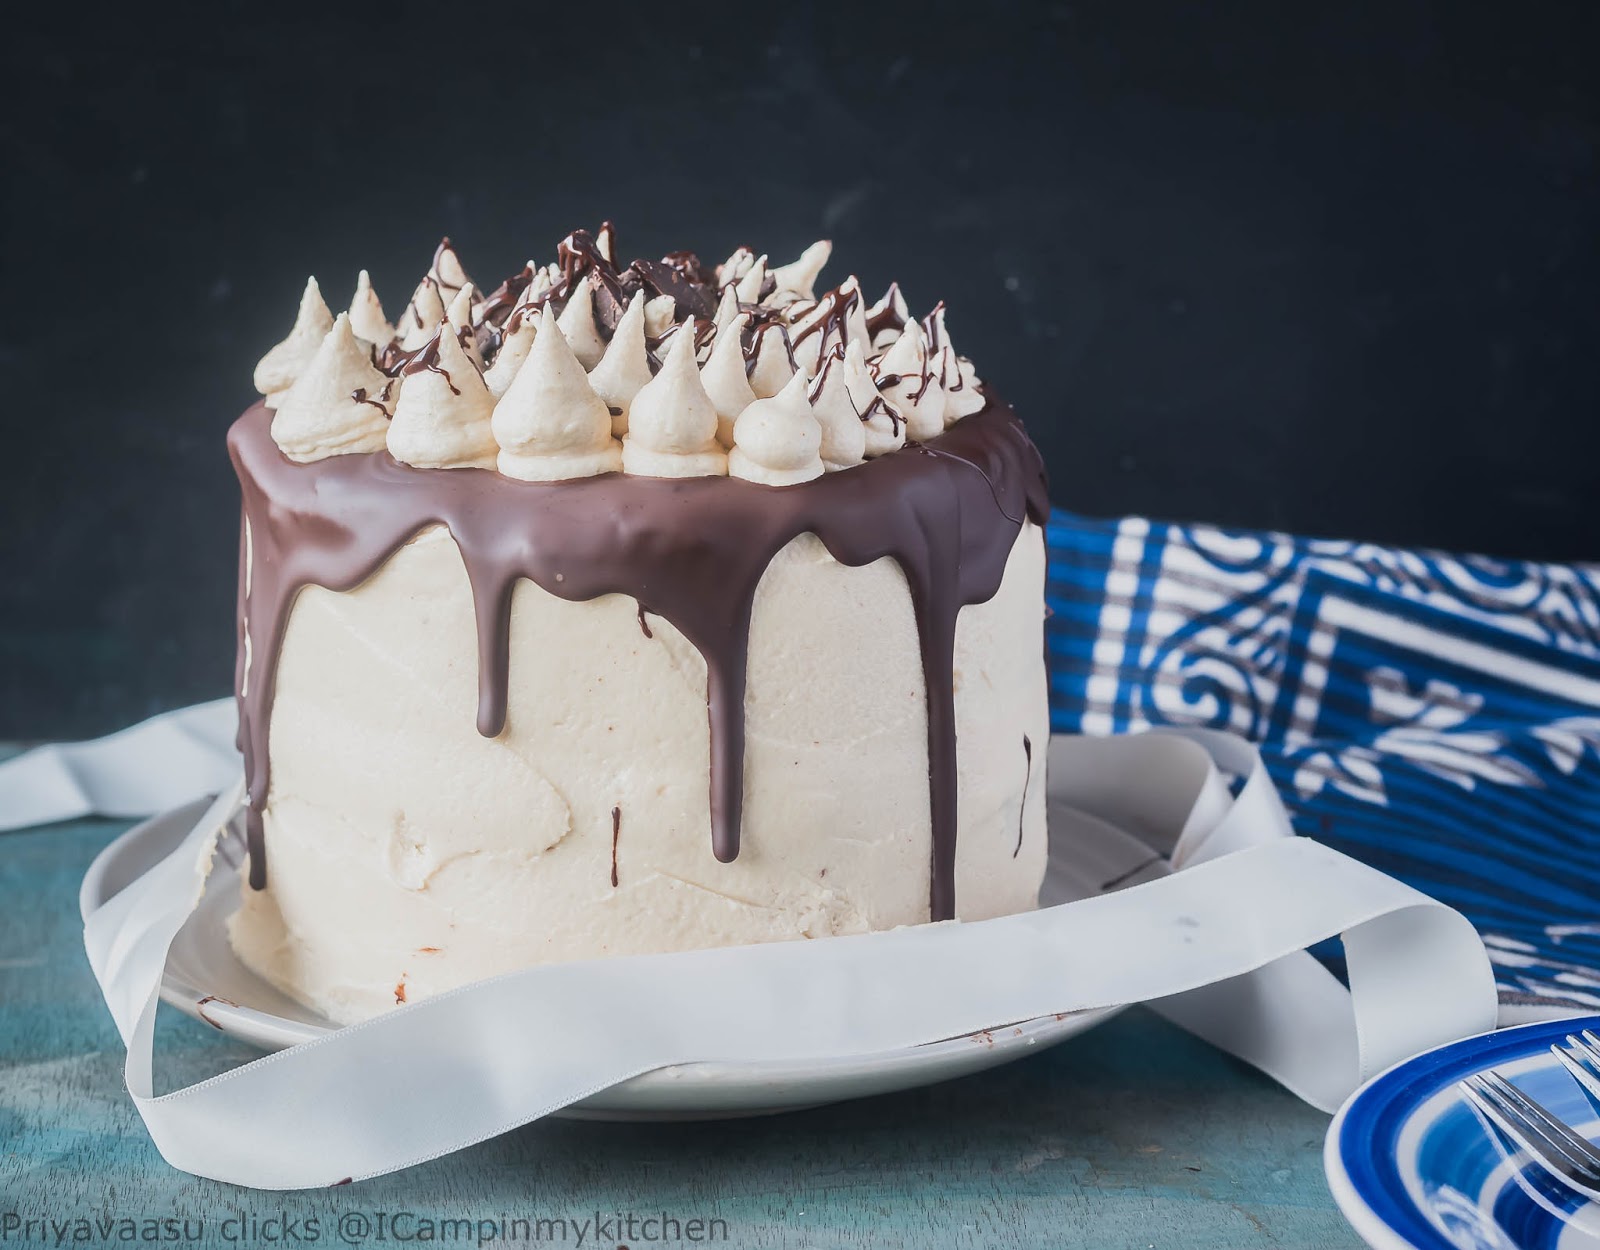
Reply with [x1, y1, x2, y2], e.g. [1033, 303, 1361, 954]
[252, 227, 990, 483]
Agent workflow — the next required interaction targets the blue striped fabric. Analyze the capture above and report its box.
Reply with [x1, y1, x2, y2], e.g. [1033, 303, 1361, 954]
[1044, 510, 1600, 1012]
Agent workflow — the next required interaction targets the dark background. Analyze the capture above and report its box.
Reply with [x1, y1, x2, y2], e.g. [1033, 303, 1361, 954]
[3, 1, 1597, 738]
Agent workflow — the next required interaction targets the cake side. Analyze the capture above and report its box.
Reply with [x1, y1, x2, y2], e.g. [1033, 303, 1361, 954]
[229, 519, 1047, 1024]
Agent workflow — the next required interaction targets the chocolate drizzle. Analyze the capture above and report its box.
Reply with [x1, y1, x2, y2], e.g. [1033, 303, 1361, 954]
[477, 264, 535, 331]
[230, 395, 1047, 918]
[611, 805, 622, 888]
[792, 281, 861, 353]
[1014, 734, 1033, 858]
[476, 230, 726, 351]
[350, 378, 398, 419]
[399, 332, 461, 395]
[865, 282, 908, 342]
[742, 321, 795, 378]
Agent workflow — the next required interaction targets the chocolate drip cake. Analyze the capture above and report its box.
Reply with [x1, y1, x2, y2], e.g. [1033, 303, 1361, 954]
[230, 227, 1051, 1023]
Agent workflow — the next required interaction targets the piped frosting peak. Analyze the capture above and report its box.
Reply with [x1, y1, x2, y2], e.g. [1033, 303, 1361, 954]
[734, 254, 768, 304]
[483, 310, 537, 399]
[623, 317, 727, 478]
[876, 320, 944, 442]
[557, 278, 607, 370]
[254, 277, 334, 405]
[387, 324, 497, 470]
[348, 270, 394, 348]
[701, 312, 758, 448]
[771, 240, 832, 303]
[747, 323, 796, 398]
[254, 225, 991, 474]
[429, 238, 472, 306]
[398, 278, 447, 350]
[445, 284, 483, 367]
[809, 342, 870, 472]
[492, 304, 622, 481]
[269, 313, 391, 462]
[729, 370, 825, 486]
[866, 282, 910, 350]
[588, 293, 653, 437]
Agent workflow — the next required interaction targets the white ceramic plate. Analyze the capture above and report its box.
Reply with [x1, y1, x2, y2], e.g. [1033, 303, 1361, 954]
[80, 799, 1118, 1120]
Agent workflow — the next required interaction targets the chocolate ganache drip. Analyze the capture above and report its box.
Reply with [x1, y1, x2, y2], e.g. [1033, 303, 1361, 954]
[230, 395, 1046, 919]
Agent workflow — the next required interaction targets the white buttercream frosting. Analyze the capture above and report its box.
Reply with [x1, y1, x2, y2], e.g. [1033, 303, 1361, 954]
[256, 231, 995, 481]
[792, 320, 839, 380]
[717, 246, 756, 288]
[790, 288, 849, 377]
[808, 344, 868, 472]
[954, 356, 984, 416]
[588, 293, 653, 437]
[235, 522, 1048, 1023]
[791, 278, 872, 371]
[512, 265, 554, 318]
[387, 325, 497, 470]
[700, 313, 758, 448]
[482, 311, 538, 400]
[770, 240, 832, 302]
[492, 305, 622, 481]
[734, 254, 768, 304]
[254, 277, 334, 405]
[874, 320, 945, 441]
[712, 284, 740, 332]
[556, 279, 607, 370]
[429, 239, 472, 305]
[623, 317, 727, 478]
[445, 283, 474, 331]
[348, 271, 394, 349]
[924, 305, 985, 419]
[866, 282, 910, 351]
[839, 277, 874, 358]
[398, 278, 447, 350]
[859, 343, 908, 458]
[444, 284, 483, 367]
[781, 299, 817, 335]
[643, 293, 677, 341]
[729, 369, 825, 485]
[747, 323, 796, 398]
[270, 314, 392, 462]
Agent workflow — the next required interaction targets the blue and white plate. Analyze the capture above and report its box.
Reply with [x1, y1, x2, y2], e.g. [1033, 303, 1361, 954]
[1327, 1015, 1600, 1249]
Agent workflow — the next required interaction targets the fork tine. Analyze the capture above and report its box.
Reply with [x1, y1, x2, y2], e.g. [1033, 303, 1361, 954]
[1463, 1075, 1600, 1187]
[1480, 1072, 1600, 1176]
[1556, 1037, 1600, 1114]
[1574, 1031, 1600, 1071]
[1480, 1072, 1600, 1174]
[1465, 1075, 1600, 1190]
[1553, 1045, 1600, 1108]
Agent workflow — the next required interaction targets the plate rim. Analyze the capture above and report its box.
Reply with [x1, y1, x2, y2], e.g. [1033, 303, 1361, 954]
[81, 799, 1121, 1113]
[1324, 1012, 1600, 1250]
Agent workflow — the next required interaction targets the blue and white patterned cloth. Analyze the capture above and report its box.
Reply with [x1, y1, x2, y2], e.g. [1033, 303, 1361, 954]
[1045, 511, 1600, 1014]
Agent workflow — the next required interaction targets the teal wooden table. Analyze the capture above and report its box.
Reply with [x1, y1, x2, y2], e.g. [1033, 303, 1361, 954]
[0, 809, 1361, 1249]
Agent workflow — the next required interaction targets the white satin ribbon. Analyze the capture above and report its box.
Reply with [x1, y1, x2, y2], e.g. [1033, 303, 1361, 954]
[0, 707, 1500, 1189]
[0, 699, 236, 829]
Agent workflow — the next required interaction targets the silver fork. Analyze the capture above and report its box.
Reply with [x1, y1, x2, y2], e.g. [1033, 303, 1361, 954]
[1458, 1069, 1600, 1202]
[1552, 1030, 1600, 1113]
